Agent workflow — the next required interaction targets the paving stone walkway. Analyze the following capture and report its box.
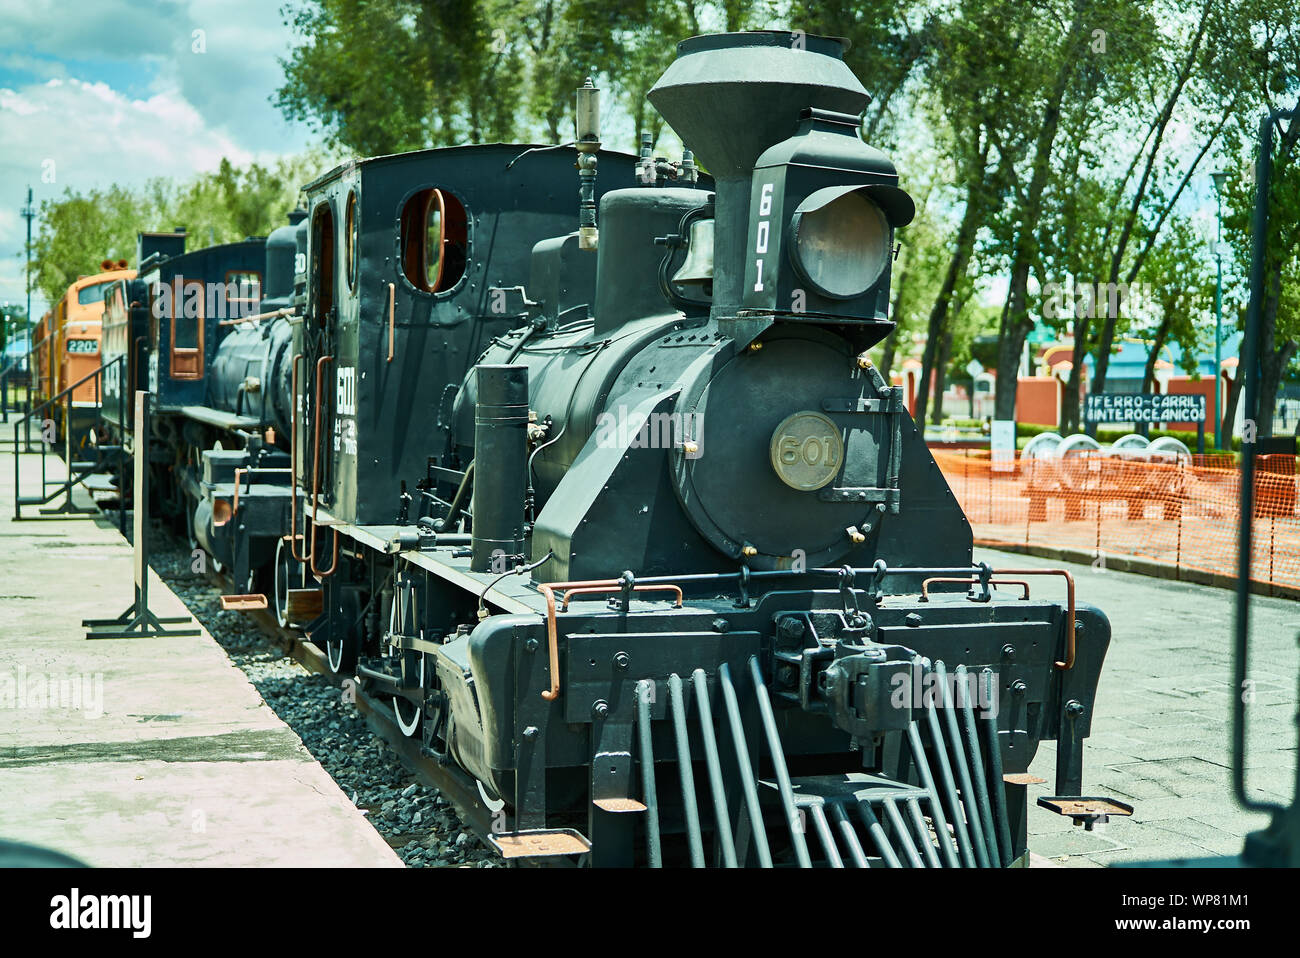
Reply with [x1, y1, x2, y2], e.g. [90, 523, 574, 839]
[976, 546, 1299, 866]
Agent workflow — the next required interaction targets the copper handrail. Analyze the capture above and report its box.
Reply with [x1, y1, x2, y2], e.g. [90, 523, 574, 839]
[920, 568, 1076, 670]
[921, 577, 1030, 601]
[309, 354, 339, 577]
[387, 283, 396, 362]
[561, 584, 684, 611]
[290, 353, 307, 562]
[536, 580, 685, 701]
[230, 467, 244, 523]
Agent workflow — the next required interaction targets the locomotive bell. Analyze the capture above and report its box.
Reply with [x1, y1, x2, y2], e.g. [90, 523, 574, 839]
[670, 217, 714, 287]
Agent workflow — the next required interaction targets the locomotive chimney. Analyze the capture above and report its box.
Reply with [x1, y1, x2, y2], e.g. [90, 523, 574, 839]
[647, 32, 869, 320]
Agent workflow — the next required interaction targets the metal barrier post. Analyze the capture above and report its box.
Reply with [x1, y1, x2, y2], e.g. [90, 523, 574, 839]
[83, 390, 200, 640]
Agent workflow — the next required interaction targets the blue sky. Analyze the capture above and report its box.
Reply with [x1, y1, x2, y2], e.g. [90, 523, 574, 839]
[0, 0, 312, 316]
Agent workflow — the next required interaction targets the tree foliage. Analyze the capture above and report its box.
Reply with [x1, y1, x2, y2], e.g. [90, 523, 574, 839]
[33, 155, 324, 309]
[34, 0, 1293, 440]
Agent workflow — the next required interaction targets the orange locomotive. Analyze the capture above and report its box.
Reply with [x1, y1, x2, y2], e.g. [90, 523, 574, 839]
[32, 259, 135, 450]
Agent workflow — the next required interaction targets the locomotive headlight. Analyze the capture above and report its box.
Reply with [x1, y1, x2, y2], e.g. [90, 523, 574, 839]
[789, 187, 891, 300]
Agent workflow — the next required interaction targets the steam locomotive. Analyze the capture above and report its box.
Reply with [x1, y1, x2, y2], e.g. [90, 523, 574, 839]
[100, 30, 1111, 867]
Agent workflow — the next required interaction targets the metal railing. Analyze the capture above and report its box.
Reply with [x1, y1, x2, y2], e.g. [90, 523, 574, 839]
[10, 355, 126, 533]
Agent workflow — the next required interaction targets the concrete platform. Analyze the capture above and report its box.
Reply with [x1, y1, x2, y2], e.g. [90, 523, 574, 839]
[977, 545, 1300, 866]
[0, 449, 401, 867]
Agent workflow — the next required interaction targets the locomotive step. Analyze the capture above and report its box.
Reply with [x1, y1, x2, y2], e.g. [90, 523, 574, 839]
[1037, 796, 1134, 831]
[219, 593, 269, 612]
[593, 797, 648, 813]
[489, 829, 592, 860]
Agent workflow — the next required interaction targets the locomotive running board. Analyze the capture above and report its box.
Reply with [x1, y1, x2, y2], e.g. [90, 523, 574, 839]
[219, 593, 269, 612]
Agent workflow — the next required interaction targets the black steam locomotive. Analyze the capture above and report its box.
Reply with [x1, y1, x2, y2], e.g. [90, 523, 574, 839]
[102, 31, 1111, 867]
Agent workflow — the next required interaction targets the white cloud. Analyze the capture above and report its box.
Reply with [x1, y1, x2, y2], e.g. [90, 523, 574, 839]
[0, 0, 311, 311]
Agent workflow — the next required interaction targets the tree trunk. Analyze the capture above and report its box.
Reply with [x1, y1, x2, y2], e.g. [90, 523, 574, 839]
[931, 329, 953, 424]
[994, 9, 1083, 421]
[994, 330, 1025, 421]
[1090, 1, 1213, 395]
[1222, 368, 1243, 443]
[1140, 316, 1172, 392]
[1257, 268, 1294, 441]
[915, 150, 985, 426]
[915, 226, 974, 426]
[1061, 317, 1089, 433]
[1257, 342, 1296, 440]
[1254, 107, 1300, 440]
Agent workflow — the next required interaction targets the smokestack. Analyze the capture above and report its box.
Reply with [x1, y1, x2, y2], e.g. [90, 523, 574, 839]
[648, 32, 869, 320]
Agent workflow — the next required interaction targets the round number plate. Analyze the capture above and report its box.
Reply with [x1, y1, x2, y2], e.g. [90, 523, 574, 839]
[769, 411, 844, 491]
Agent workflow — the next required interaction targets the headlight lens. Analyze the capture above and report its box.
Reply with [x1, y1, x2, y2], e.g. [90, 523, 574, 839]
[790, 190, 890, 300]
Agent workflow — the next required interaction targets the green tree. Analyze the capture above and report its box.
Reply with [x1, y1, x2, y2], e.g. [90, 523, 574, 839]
[32, 184, 154, 308]
[1084, 0, 1248, 415]
[1217, 0, 1300, 440]
[913, 0, 1032, 426]
[1132, 216, 1214, 393]
[32, 155, 325, 309]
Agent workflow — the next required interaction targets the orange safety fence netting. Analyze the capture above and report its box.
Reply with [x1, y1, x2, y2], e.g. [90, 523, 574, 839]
[931, 449, 1300, 592]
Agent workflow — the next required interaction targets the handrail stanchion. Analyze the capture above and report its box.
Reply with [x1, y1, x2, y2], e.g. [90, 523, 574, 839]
[290, 353, 307, 563]
[309, 354, 338, 577]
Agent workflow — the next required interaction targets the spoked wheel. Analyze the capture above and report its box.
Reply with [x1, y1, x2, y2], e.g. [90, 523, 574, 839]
[185, 506, 199, 554]
[393, 673, 423, 737]
[323, 581, 361, 677]
[274, 536, 305, 628]
[390, 587, 424, 737]
[325, 634, 358, 676]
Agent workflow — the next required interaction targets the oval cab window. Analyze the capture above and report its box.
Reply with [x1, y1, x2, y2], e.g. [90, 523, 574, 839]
[401, 188, 467, 294]
[344, 191, 358, 291]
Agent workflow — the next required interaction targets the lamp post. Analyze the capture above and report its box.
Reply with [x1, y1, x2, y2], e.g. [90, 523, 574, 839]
[1211, 170, 1228, 450]
[21, 186, 34, 368]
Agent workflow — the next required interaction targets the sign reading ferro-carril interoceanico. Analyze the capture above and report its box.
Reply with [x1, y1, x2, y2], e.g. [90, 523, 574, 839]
[1084, 393, 1206, 424]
